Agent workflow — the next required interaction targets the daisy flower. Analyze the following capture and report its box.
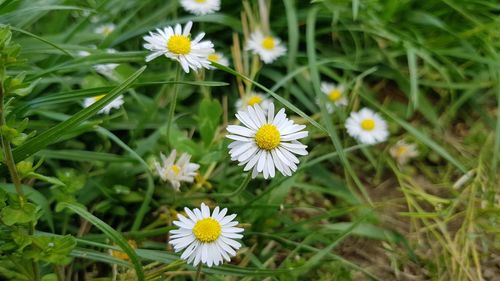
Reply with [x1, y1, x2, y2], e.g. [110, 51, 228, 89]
[180, 0, 220, 16]
[235, 92, 271, 111]
[94, 23, 115, 36]
[143, 21, 214, 73]
[83, 94, 124, 114]
[154, 150, 200, 190]
[93, 63, 119, 80]
[345, 108, 389, 144]
[207, 52, 229, 69]
[389, 140, 418, 165]
[246, 30, 287, 64]
[226, 103, 308, 179]
[170, 203, 243, 267]
[320, 82, 348, 113]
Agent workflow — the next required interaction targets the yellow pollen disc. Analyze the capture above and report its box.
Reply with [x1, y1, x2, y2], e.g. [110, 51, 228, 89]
[192, 218, 221, 243]
[328, 89, 342, 102]
[103, 27, 112, 36]
[167, 35, 191, 55]
[360, 119, 376, 131]
[255, 124, 281, 150]
[246, 95, 263, 106]
[171, 164, 181, 175]
[261, 36, 275, 50]
[396, 146, 408, 156]
[93, 95, 105, 102]
[195, 0, 206, 2]
[207, 54, 219, 62]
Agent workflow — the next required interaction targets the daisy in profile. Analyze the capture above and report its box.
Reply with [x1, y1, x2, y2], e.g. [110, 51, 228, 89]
[390, 140, 418, 165]
[154, 150, 200, 190]
[94, 23, 115, 36]
[207, 52, 229, 69]
[321, 82, 348, 113]
[170, 203, 243, 267]
[180, 0, 220, 16]
[143, 21, 214, 73]
[235, 92, 271, 111]
[345, 108, 388, 144]
[83, 94, 124, 114]
[246, 30, 286, 64]
[226, 103, 308, 179]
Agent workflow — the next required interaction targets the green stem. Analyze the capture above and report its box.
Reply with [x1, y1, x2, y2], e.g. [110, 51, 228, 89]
[165, 66, 182, 148]
[0, 81, 25, 204]
[194, 264, 202, 281]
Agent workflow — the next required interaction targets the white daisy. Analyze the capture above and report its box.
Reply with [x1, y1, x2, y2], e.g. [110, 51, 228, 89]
[94, 23, 115, 36]
[389, 140, 418, 165]
[93, 63, 119, 80]
[235, 92, 271, 111]
[246, 30, 287, 64]
[82, 94, 124, 114]
[154, 150, 200, 190]
[320, 82, 348, 113]
[226, 103, 308, 179]
[169, 203, 243, 267]
[180, 0, 220, 16]
[207, 52, 229, 69]
[345, 108, 389, 144]
[143, 21, 214, 73]
[77, 50, 91, 57]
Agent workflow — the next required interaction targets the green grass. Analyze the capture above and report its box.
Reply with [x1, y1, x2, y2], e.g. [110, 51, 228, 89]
[0, 0, 499, 280]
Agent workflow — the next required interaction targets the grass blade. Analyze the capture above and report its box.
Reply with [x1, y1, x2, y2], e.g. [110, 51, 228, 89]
[59, 202, 145, 281]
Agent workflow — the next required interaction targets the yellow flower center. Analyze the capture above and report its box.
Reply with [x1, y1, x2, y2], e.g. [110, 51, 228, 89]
[396, 146, 408, 156]
[360, 119, 376, 131]
[167, 35, 191, 55]
[261, 36, 275, 50]
[246, 95, 263, 106]
[328, 89, 342, 102]
[195, 0, 206, 2]
[102, 27, 113, 36]
[207, 53, 219, 62]
[93, 95, 105, 102]
[255, 124, 281, 150]
[171, 164, 181, 175]
[192, 218, 221, 243]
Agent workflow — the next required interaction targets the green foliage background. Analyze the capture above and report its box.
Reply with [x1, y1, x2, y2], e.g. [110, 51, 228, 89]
[0, 0, 499, 280]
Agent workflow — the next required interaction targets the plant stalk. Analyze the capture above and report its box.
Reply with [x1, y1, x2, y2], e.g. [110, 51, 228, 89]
[165, 66, 182, 148]
[0, 81, 25, 204]
[194, 264, 202, 281]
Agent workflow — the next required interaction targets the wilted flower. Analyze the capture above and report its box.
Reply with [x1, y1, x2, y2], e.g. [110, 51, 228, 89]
[154, 150, 200, 190]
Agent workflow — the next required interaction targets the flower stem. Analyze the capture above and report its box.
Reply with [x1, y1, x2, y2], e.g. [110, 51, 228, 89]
[166, 66, 182, 148]
[194, 264, 203, 281]
[0, 81, 25, 205]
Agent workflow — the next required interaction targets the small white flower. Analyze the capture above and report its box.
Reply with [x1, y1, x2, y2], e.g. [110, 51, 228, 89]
[246, 30, 287, 64]
[154, 150, 200, 190]
[180, 0, 220, 16]
[143, 21, 214, 73]
[207, 52, 229, 69]
[94, 23, 115, 36]
[320, 82, 348, 113]
[345, 108, 389, 144]
[235, 92, 271, 111]
[78, 50, 91, 57]
[227, 103, 308, 179]
[170, 203, 243, 267]
[389, 140, 418, 165]
[93, 63, 119, 80]
[83, 95, 124, 114]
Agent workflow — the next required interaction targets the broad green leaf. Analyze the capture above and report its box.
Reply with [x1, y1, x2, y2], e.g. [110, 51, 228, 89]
[27, 235, 76, 265]
[1, 202, 38, 226]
